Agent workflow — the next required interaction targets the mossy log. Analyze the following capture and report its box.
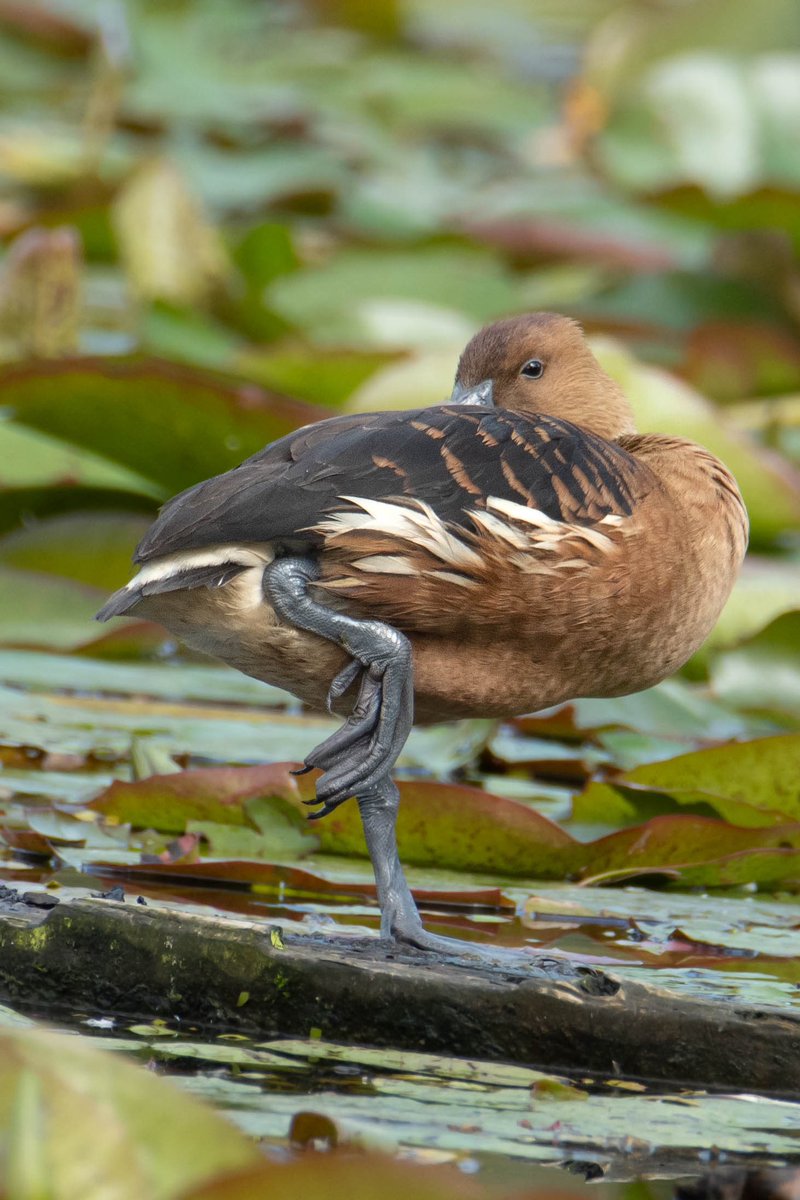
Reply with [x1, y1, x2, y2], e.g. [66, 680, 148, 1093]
[1, 885, 798, 1097]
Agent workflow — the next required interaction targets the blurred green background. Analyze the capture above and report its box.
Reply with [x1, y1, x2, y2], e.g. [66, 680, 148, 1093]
[1, 0, 800, 639]
[1, 0, 800, 684]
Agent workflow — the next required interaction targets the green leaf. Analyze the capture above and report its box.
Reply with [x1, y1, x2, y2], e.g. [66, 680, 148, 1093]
[266, 246, 518, 347]
[189, 802, 317, 860]
[0, 356, 325, 493]
[0, 566, 105, 650]
[0, 649, 291, 707]
[575, 734, 800, 826]
[89, 763, 309, 834]
[0, 1027, 259, 1200]
[311, 777, 576, 875]
[0, 418, 159, 496]
[238, 346, 394, 409]
[691, 555, 800, 668]
[712, 611, 800, 719]
[0, 485, 156, 539]
[530, 677, 756, 740]
[141, 302, 242, 371]
[0, 512, 151, 591]
[232, 222, 298, 292]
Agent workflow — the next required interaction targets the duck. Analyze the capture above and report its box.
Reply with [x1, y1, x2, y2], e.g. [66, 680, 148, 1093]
[97, 313, 748, 956]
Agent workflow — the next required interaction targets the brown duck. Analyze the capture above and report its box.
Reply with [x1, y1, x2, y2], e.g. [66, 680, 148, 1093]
[98, 314, 748, 954]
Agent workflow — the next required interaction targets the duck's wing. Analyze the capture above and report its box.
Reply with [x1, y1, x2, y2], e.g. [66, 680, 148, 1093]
[133, 404, 643, 564]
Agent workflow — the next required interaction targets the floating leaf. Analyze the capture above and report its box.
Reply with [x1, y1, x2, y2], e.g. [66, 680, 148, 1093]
[521, 677, 755, 741]
[574, 734, 800, 827]
[0, 512, 151, 591]
[692, 555, 800, 667]
[0, 566, 106, 650]
[89, 763, 307, 834]
[266, 245, 516, 347]
[0, 649, 291, 708]
[0, 417, 159, 496]
[310, 777, 575, 875]
[79, 855, 511, 913]
[712, 611, 800, 719]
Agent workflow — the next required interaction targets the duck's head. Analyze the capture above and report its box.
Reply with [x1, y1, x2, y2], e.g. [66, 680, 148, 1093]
[451, 313, 636, 441]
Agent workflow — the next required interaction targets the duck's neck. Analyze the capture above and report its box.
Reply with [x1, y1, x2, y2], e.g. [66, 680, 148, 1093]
[563, 364, 637, 441]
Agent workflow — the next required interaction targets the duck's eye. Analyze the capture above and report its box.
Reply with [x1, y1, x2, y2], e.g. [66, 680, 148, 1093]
[520, 359, 544, 379]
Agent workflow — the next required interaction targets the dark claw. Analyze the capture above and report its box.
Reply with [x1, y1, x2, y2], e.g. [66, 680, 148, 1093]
[307, 799, 340, 820]
[291, 764, 314, 776]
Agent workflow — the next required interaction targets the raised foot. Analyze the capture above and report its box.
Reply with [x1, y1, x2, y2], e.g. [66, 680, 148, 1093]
[265, 557, 414, 816]
[305, 626, 413, 816]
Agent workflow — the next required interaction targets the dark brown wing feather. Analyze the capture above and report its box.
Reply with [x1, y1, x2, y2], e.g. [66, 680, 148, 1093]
[135, 405, 644, 563]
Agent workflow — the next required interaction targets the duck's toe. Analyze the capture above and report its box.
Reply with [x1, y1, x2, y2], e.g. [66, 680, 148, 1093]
[308, 665, 413, 815]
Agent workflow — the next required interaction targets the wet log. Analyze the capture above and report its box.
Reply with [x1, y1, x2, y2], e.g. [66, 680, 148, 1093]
[0, 884, 798, 1097]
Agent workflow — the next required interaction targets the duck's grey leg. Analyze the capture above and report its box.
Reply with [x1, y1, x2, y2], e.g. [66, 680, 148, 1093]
[360, 776, 556, 956]
[265, 556, 569, 961]
[265, 554, 431, 941]
[265, 556, 414, 815]
[358, 777, 425, 941]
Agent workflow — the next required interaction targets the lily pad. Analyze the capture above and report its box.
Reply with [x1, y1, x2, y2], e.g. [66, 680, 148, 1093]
[691, 555, 800, 668]
[0, 566, 106, 650]
[266, 245, 517, 347]
[89, 763, 308, 834]
[0, 512, 151, 591]
[573, 733, 800, 826]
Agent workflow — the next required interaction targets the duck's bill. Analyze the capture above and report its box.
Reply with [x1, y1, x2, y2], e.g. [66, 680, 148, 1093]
[449, 379, 494, 406]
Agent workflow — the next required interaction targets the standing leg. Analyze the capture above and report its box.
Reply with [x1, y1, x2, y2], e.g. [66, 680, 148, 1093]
[358, 776, 487, 951]
[358, 777, 424, 942]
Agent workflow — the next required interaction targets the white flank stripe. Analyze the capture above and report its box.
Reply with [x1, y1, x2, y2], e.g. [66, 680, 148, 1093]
[127, 543, 274, 589]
